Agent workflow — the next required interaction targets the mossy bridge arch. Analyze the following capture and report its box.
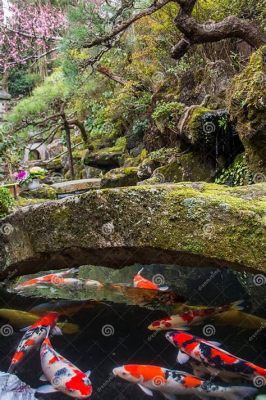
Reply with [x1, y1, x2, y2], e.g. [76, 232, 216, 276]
[0, 183, 265, 279]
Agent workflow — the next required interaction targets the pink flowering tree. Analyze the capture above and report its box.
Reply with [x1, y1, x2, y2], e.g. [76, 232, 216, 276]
[0, 1, 67, 73]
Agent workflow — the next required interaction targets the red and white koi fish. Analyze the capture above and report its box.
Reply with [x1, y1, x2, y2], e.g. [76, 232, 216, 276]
[133, 268, 168, 291]
[14, 269, 77, 291]
[37, 336, 92, 398]
[148, 301, 244, 331]
[113, 364, 257, 400]
[8, 312, 61, 373]
[166, 331, 266, 383]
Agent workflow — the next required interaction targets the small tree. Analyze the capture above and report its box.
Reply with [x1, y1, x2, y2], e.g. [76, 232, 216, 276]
[4, 70, 88, 180]
[0, 1, 66, 80]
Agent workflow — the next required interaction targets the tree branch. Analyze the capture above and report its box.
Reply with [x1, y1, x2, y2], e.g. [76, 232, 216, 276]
[83, 0, 173, 48]
[95, 64, 128, 85]
[172, 1, 266, 59]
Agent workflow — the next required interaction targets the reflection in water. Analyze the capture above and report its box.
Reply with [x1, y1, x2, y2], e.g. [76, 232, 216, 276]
[0, 264, 265, 399]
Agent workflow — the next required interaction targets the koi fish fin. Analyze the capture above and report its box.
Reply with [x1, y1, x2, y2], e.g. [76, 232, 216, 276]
[86, 370, 91, 377]
[159, 286, 169, 291]
[137, 384, 153, 396]
[208, 341, 221, 347]
[36, 384, 58, 394]
[163, 394, 176, 400]
[201, 339, 221, 347]
[226, 386, 258, 400]
[20, 326, 31, 332]
[137, 267, 144, 275]
[51, 326, 63, 336]
[172, 324, 190, 331]
[177, 350, 190, 364]
[39, 374, 48, 382]
[231, 300, 244, 311]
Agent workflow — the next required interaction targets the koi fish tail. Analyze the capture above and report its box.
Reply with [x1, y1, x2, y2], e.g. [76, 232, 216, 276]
[230, 300, 245, 312]
[225, 386, 257, 400]
[137, 268, 144, 275]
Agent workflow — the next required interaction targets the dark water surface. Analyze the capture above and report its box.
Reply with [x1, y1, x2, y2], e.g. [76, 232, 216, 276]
[0, 264, 265, 399]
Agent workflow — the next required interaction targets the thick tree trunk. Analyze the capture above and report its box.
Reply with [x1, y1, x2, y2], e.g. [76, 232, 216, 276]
[172, 1, 266, 59]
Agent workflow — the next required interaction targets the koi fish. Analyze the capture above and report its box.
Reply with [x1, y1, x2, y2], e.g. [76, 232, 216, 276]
[85, 279, 103, 289]
[37, 336, 92, 398]
[30, 300, 100, 317]
[14, 269, 77, 291]
[35, 278, 83, 291]
[113, 364, 257, 400]
[8, 312, 61, 373]
[166, 331, 266, 383]
[148, 301, 244, 331]
[133, 268, 168, 291]
[0, 308, 79, 334]
[0, 371, 37, 399]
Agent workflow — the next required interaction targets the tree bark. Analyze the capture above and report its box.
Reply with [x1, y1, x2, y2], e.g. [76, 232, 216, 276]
[61, 108, 75, 180]
[81, 0, 266, 62]
[172, 1, 266, 59]
[68, 119, 88, 144]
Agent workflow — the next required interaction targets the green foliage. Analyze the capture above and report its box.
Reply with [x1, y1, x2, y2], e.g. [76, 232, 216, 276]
[152, 101, 184, 121]
[215, 154, 254, 186]
[8, 69, 41, 97]
[0, 187, 15, 218]
[7, 70, 71, 125]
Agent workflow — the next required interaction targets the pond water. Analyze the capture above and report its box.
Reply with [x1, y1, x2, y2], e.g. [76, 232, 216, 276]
[0, 264, 265, 399]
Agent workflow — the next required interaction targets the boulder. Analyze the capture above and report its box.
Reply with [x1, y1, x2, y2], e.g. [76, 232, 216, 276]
[83, 146, 123, 169]
[0, 183, 265, 278]
[101, 167, 139, 188]
[51, 179, 100, 194]
[20, 184, 57, 200]
[228, 46, 266, 175]
[151, 153, 216, 183]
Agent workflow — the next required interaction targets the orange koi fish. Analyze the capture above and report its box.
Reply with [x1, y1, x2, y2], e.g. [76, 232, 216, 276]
[14, 269, 77, 291]
[8, 312, 61, 373]
[37, 336, 92, 398]
[166, 331, 266, 383]
[148, 301, 243, 331]
[113, 364, 257, 400]
[133, 268, 168, 291]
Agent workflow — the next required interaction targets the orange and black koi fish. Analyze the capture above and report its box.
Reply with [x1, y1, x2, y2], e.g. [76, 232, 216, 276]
[166, 331, 266, 383]
[148, 301, 243, 331]
[8, 312, 60, 373]
[113, 364, 257, 400]
[133, 268, 168, 291]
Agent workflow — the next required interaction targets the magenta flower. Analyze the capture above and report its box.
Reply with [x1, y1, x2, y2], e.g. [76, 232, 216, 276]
[13, 170, 29, 182]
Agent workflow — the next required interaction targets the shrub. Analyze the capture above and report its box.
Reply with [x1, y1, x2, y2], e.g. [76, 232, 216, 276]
[0, 187, 15, 218]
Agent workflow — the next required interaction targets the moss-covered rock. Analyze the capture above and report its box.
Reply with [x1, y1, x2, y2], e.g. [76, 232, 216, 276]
[152, 153, 215, 183]
[83, 139, 126, 169]
[0, 183, 265, 277]
[101, 167, 139, 188]
[228, 46, 266, 174]
[185, 107, 243, 165]
[20, 184, 57, 200]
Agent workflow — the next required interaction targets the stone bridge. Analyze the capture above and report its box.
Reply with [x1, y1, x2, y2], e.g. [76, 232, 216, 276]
[0, 183, 265, 279]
